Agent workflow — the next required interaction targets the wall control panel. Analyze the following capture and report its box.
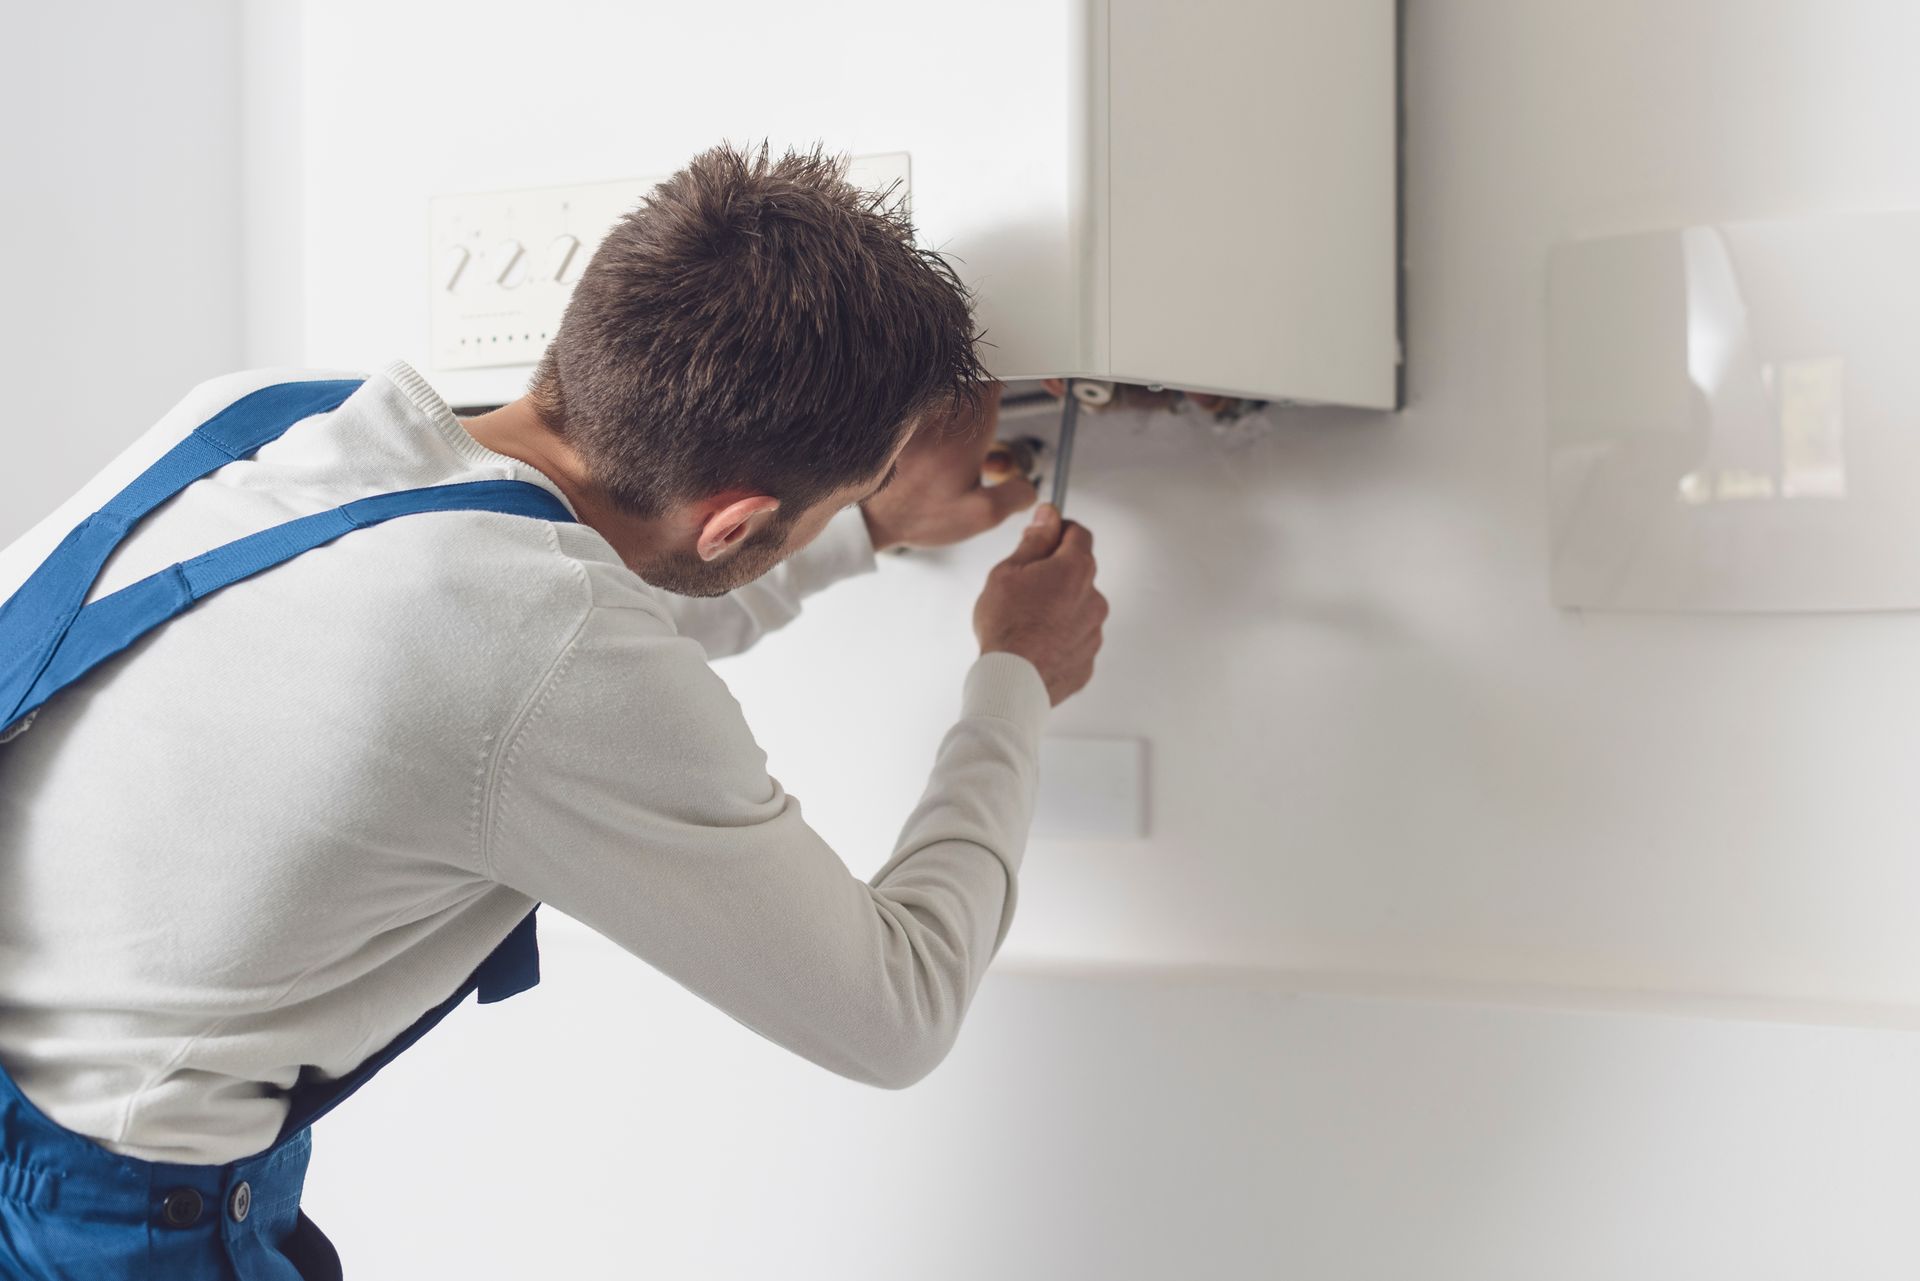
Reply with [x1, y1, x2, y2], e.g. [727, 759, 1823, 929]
[428, 154, 911, 375]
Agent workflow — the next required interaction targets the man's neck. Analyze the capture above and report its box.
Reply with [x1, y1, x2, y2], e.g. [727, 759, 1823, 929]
[456, 397, 662, 567]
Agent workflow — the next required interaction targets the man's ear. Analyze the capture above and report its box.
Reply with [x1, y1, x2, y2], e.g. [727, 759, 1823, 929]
[696, 495, 781, 561]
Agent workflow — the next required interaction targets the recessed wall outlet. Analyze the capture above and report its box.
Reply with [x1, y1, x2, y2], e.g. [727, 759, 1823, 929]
[1033, 737, 1147, 840]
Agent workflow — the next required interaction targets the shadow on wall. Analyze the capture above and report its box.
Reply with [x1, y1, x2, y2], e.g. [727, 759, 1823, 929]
[1005, 393, 1416, 642]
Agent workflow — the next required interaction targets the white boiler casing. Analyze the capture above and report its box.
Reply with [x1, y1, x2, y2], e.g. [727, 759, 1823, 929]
[427, 0, 1400, 413]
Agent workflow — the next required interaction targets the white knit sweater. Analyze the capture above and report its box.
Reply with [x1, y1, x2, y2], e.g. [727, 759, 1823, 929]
[0, 360, 1048, 1164]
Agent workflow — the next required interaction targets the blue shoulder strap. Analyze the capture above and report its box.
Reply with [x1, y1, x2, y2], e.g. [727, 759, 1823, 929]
[1, 378, 575, 732]
[0, 379, 365, 729]
[0, 376, 570, 1134]
[8, 478, 574, 730]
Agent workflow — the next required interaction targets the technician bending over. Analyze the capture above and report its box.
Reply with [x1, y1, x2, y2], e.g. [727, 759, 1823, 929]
[0, 142, 1106, 1279]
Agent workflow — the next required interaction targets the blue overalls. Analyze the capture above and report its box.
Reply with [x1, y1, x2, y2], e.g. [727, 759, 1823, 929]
[0, 378, 575, 1278]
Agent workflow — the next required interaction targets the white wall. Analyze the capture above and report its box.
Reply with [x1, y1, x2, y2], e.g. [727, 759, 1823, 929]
[304, 926, 1920, 1280]
[239, 0, 307, 369]
[0, 0, 246, 544]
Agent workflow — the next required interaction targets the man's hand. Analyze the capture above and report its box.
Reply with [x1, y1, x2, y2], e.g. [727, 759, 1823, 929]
[973, 504, 1106, 706]
[862, 382, 1039, 552]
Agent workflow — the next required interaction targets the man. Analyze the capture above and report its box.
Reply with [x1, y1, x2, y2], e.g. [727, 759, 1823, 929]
[0, 141, 1106, 1277]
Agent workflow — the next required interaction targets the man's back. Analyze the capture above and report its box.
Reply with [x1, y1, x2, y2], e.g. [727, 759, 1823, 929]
[0, 361, 634, 1161]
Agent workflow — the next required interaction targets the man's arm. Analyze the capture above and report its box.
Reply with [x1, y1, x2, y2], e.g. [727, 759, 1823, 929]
[482, 602, 1051, 1088]
[653, 504, 878, 660]
[481, 387, 1101, 1086]
[656, 382, 1038, 661]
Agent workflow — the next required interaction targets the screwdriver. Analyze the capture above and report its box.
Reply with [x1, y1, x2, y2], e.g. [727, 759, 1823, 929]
[1051, 378, 1080, 517]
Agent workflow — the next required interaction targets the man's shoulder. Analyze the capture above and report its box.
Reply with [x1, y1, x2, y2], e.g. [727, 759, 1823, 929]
[173, 364, 374, 418]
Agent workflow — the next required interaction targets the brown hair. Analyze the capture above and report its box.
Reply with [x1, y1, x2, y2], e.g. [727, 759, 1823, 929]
[527, 140, 987, 519]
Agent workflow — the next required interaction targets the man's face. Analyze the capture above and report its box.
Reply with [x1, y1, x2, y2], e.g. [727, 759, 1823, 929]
[635, 434, 911, 598]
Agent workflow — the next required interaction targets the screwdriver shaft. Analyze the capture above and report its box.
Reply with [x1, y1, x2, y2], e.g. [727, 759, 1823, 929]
[1051, 380, 1080, 516]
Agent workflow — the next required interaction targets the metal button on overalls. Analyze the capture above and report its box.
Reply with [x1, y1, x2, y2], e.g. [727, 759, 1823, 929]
[161, 1187, 204, 1227]
[230, 1180, 253, 1223]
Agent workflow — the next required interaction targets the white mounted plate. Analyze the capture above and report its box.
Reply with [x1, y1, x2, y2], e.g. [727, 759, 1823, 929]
[1547, 209, 1920, 612]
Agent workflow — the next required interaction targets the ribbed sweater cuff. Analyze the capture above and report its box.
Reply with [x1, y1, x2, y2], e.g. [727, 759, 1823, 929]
[962, 651, 1052, 732]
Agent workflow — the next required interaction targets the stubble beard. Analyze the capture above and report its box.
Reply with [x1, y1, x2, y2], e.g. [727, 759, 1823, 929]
[635, 511, 802, 598]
